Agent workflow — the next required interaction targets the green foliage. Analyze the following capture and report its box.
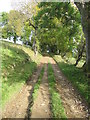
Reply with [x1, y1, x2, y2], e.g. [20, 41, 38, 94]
[54, 55, 90, 103]
[1, 10, 25, 42]
[34, 2, 83, 56]
[8, 10, 24, 37]
[0, 12, 9, 38]
[0, 12, 8, 26]
[2, 26, 8, 38]
[48, 63, 67, 119]
[19, 2, 39, 44]
[1, 2, 84, 57]
[22, 21, 33, 42]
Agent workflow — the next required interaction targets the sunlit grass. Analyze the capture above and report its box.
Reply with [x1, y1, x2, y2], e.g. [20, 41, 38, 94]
[54, 55, 89, 103]
[1, 41, 42, 108]
[54, 55, 85, 68]
[48, 63, 67, 119]
[32, 66, 44, 100]
[2, 41, 42, 64]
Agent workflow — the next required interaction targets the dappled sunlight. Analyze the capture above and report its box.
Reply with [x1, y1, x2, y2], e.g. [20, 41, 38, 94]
[1, 41, 38, 109]
[1, 1, 89, 118]
[2, 53, 89, 118]
[50, 61, 88, 118]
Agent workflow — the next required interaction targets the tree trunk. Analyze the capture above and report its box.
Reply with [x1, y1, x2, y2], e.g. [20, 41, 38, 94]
[82, 62, 86, 72]
[13, 35, 17, 44]
[13, 38, 16, 44]
[32, 29, 37, 56]
[74, 41, 85, 66]
[75, 2, 90, 77]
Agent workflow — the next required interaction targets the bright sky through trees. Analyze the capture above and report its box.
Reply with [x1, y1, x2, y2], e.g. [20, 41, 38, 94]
[0, 0, 13, 12]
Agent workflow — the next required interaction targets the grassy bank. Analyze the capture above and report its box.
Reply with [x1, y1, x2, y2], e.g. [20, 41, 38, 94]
[1, 41, 42, 108]
[48, 63, 67, 119]
[53, 55, 89, 104]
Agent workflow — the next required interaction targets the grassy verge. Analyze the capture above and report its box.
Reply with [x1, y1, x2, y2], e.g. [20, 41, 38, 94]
[2, 41, 42, 64]
[32, 66, 45, 100]
[53, 55, 90, 104]
[48, 63, 67, 119]
[1, 41, 42, 108]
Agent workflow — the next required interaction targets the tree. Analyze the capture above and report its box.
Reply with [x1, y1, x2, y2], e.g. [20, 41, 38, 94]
[7, 10, 24, 43]
[0, 12, 9, 39]
[14, 1, 39, 54]
[74, 36, 86, 66]
[35, 2, 83, 56]
[74, 1, 90, 76]
[1, 10, 25, 43]
[0, 12, 8, 26]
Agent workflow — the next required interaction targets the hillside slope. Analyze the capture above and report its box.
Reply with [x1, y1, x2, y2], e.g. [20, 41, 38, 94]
[1, 41, 42, 108]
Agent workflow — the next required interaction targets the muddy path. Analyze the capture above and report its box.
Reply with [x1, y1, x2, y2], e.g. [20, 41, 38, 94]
[48, 57, 88, 118]
[31, 63, 52, 118]
[2, 58, 45, 118]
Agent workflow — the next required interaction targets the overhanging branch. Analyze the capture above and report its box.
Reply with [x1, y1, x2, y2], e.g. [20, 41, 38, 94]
[26, 19, 38, 30]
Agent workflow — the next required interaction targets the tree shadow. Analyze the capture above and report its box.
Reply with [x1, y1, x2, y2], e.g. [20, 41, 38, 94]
[2, 43, 38, 108]
[25, 63, 45, 119]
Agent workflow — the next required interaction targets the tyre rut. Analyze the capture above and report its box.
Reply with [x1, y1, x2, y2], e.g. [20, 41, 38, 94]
[49, 57, 88, 118]
[31, 61, 52, 118]
[2, 63, 44, 118]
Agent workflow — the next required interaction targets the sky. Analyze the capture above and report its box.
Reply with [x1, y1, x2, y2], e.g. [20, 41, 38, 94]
[0, 0, 12, 13]
[0, 0, 33, 13]
[0, 0, 76, 13]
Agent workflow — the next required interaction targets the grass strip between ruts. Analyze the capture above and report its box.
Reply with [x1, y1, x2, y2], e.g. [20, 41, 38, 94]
[48, 63, 67, 119]
[32, 66, 45, 101]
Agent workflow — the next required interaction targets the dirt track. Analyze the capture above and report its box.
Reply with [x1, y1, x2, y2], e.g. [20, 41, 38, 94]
[49, 57, 88, 118]
[31, 63, 51, 118]
[2, 56, 88, 119]
[2, 58, 44, 118]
